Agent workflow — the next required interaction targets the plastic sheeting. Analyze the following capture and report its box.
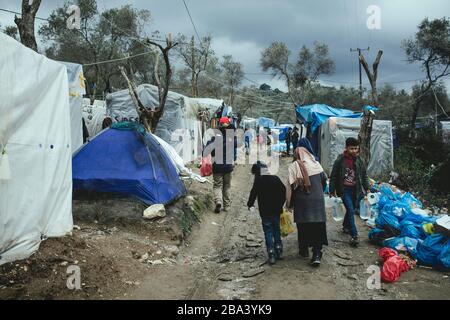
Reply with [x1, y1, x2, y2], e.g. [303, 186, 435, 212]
[241, 117, 258, 131]
[320, 117, 394, 178]
[441, 121, 450, 144]
[258, 117, 276, 128]
[0, 34, 73, 265]
[61, 62, 86, 153]
[73, 126, 187, 205]
[296, 104, 362, 133]
[106, 84, 222, 164]
[82, 100, 107, 138]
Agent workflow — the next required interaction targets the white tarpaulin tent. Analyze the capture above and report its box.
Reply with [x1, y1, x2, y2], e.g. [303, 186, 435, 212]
[61, 62, 86, 153]
[82, 100, 107, 138]
[106, 84, 222, 164]
[0, 34, 73, 265]
[320, 117, 394, 178]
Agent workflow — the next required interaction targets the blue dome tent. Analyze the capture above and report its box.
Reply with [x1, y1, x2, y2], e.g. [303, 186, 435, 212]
[72, 123, 187, 205]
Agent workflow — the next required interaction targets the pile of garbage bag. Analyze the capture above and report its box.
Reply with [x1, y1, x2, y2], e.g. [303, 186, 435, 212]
[366, 182, 449, 270]
[379, 247, 417, 283]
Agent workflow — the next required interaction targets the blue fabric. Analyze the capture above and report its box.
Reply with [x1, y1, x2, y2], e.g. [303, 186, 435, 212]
[342, 186, 358, 237]
[363, 105, 380, 112]
[73, 127, 187, 205]
[295, 104, 362, 133]
[261, 216, 282, 251]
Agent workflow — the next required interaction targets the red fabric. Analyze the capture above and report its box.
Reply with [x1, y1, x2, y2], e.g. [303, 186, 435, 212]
[343, 150, 356, 187]
[200, 155, 213, 177]
[379, 248, 411, 283]
[219, 117, 230, 124]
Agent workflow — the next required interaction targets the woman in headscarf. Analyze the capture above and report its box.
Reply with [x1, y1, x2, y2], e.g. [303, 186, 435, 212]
[297, 137, 318, 161]
[286, 147, 328, 267]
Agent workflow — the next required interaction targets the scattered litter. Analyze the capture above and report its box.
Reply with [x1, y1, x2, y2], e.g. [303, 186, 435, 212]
[211, 222, 219, 226]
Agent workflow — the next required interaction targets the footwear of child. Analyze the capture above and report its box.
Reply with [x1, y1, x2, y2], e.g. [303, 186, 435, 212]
[268, 249, 276, 265]
[342, 227, 351, 235]
[350, 237, 359, 247]
[275, 244, 283, 260]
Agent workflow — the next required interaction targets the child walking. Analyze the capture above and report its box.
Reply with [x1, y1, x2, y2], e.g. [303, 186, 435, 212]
[247, 162, 286, 265]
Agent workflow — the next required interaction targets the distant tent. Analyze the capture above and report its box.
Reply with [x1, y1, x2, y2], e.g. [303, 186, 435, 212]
[295, 104, 362, 157]
[72, 123, 187, 205]
[0, 34, 73, 265]
[106, 84, 222, 164]
[296, 104, 362, 133]
[258, 117, 276, 128]
[82, 100, 107, 138]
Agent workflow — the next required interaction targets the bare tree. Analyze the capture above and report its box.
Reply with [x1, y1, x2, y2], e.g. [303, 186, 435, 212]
[358, 50, 383, 168]
[221, 55, 244, 106]
[120, 34, 178, 133]
[176, 34, 214, 97]
[14, 0, 41, 52]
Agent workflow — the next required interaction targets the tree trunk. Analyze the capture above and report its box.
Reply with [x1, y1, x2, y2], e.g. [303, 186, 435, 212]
[14, 0, 41, 52]
[358, 50, 383, 169]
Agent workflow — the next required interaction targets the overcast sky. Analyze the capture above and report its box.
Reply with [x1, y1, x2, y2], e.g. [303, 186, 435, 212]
[1, 0, 449, 93]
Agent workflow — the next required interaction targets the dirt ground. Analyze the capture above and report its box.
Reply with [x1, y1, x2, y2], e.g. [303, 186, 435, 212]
[1, 158, 449, 300]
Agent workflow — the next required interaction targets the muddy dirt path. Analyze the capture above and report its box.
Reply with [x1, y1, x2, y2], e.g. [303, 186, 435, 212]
[128, 159, 450, 300]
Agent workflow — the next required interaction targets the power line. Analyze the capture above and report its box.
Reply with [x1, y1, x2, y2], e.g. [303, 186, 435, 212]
[0, 8, 49, 21]
[182, 0, 202, 45]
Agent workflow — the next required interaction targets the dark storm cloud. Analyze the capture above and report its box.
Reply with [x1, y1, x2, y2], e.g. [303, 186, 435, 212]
[1, 0, 449, 91]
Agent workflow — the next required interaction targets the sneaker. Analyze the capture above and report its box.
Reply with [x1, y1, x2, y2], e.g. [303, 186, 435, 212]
[275, 244, 283, 260]
[299, 247, 309, 258]
[350, 237, 359, 247]
[214, 203, 222, 214]
[310, 254, 322, 267]
[268, 250, 276, 265]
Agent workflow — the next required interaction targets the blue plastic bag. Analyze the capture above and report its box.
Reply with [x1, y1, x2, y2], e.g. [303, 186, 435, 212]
[376, 212, 401, 231]
[400, 223, 424, 240]
[438, 240, 450, 269]
[380, 184, 398, 200]
[383, 236, 420, 257]
[401, 192, 423, 209]
[416, 234, 446, 267]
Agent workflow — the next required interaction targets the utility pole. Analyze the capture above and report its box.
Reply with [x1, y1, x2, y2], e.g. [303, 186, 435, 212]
[350, 47, 370, 99]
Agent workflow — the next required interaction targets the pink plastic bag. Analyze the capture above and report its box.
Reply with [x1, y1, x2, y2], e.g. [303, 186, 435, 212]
[200, 155, 213, 177]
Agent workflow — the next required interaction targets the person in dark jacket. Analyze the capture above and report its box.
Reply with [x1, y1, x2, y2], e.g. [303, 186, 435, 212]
[329, 137, 370, 247]
[286, 127, 292, 156]
[291, 127, 300, 151]
[286, 147, 328, 267]
[247, 161, 286, 265]
[204, 117, 238, 213]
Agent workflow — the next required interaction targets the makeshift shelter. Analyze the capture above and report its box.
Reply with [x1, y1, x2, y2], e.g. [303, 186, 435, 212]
[82, 100, 107, 138]
[240, 116, 258, 131]
[0, 34, 73, 265]
[296, 104, 362, 157]
[72, 123, 187, 205]
[106, 84, 221, 164]
[441, 121, 450, 144]
[258, 117, 276, 129]
[320, 117, 394, 178]
[61, 62, 86, 153]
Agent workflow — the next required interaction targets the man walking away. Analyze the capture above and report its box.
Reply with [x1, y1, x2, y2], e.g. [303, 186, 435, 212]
[329, 137, 370, 247]
[204, 117, 237, 213]
[291, 127, 300, 151]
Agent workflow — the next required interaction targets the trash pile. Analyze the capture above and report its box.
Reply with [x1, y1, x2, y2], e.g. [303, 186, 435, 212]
[365, 182, 450, 278]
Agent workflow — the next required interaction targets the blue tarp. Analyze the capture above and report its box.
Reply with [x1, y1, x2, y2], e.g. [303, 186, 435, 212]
[258, 117, 276, 128]
[272, 125, 291, 141]
[73, 124, 187, 205]
[295, 104, 362, 133]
